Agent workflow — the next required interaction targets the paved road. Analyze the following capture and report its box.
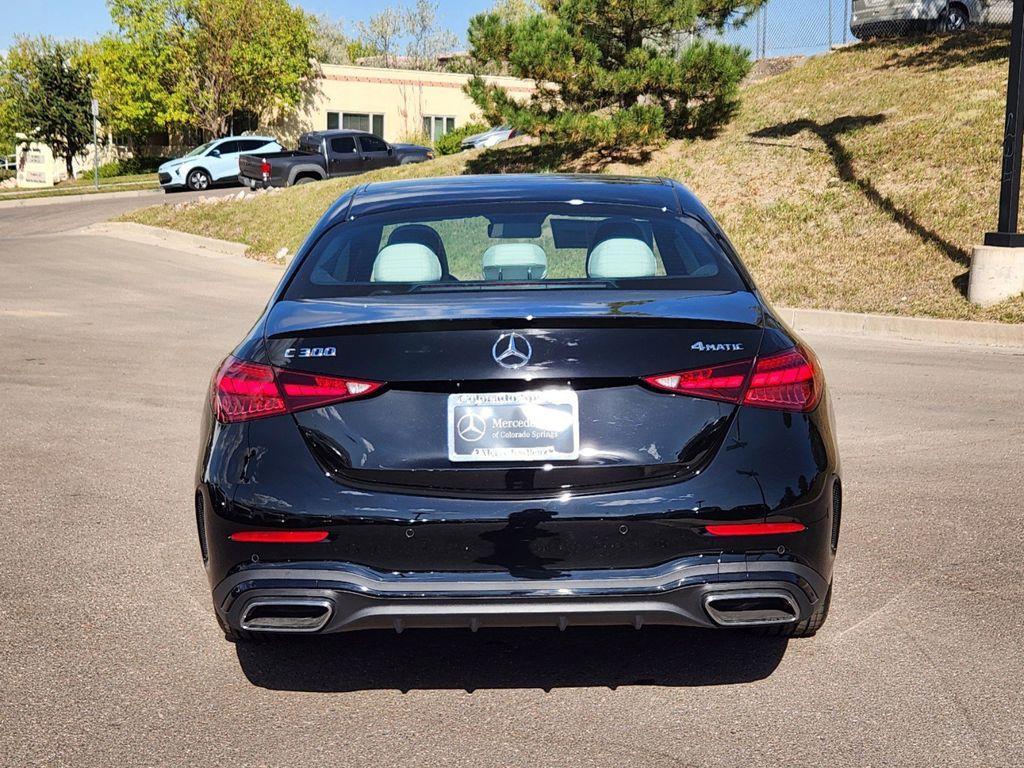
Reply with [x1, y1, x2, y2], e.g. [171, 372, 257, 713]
[1, 197, 1022, 767]
[0, 186, 237, 237]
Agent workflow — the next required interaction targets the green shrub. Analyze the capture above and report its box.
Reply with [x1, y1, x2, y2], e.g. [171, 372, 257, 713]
[435, 122, 490, 155]
[96, 155, 168, 178]
[97, 161, 123, 178]
[121, 155, 167, 174]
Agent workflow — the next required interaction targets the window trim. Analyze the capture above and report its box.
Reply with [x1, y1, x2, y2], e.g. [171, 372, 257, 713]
[280, 201, 750, 301]
[329, 135, 358, 155]
[422, 114, 457, 142]
[357, 134, 390, 154]
[327, 111, 385, 138]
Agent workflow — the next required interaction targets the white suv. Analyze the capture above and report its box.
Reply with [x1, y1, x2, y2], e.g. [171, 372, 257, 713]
[158, 136, 282, 192]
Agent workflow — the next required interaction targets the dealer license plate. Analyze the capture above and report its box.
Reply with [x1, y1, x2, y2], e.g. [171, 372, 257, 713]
[447, 390, 580, 463]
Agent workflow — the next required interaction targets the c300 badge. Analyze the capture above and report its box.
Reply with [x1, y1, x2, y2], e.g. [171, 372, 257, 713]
[284, 346, 336, 359]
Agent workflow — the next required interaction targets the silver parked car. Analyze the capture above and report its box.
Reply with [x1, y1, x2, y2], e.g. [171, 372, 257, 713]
[851, 0, 1011, 38]
[460, 125, 519, 151]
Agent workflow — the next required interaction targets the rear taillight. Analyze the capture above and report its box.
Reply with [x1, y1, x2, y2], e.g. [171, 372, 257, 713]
[260, 158, 270, 177]
[643, 346, 821, 412]
[213, 358, 286, 422]
[643, 358, 751, 404]
[212, 356, 383, 423]
[743, 347, 821, 412]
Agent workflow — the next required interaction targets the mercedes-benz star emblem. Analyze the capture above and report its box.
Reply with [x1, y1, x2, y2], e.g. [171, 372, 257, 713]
[492, 332, 532, 369]
[456, 413, 487, 442]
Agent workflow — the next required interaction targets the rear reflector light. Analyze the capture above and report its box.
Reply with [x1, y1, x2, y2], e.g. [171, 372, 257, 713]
[213, 356, 383, 423]
[260, 159, 271, 176]
[705, 522, 806, 536]
[643, 345, 821, 412]
[229, 530, 329, 543]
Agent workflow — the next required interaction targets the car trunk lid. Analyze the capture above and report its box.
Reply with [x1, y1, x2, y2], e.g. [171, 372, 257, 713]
[264, 290, 763, 497]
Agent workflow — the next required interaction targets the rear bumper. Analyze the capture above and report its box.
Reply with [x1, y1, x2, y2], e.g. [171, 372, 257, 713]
[238, 174, 273, 189]
[214, 556, 829, 634]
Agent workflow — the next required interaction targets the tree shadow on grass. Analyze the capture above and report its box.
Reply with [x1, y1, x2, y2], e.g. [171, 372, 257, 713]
[463, 140, 654, 175]
[750, 114, 971, 295]
[235, 626, 787, 692]
[874, 28, 1009, 72]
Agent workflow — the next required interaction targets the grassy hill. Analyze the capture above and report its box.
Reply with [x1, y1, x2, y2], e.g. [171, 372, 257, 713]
[126, 30, 1023, 323]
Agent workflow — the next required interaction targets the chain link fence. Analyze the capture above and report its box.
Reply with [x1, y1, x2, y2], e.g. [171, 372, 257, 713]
[714, 0, 1013, 60]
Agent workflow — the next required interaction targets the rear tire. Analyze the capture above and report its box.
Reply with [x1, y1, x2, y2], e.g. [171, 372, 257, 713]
[941, 4, 969, 32]
[756, 582, 832, 638]
[294, 176, 316, 185]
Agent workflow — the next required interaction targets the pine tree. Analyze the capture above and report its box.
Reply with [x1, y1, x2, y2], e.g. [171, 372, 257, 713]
[466, 0, 763, 146]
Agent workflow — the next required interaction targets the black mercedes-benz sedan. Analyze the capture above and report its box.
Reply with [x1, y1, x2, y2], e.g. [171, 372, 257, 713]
[196, 174, 841, 641]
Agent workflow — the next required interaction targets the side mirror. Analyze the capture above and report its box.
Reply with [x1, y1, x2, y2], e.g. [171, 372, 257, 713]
[209, 149, 221, 158]
[387, 146, 394, 156]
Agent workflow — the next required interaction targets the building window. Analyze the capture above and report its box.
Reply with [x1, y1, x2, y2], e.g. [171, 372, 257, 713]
[327, 112, 384, 137]
[423, 115, 456, 142]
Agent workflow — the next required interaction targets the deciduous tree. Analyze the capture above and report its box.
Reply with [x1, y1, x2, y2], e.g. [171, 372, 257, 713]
[93, 0, 189, 140]
[95, 0, 315, 140]
[403, 0, 458, 70]
[0, 37, 94, 177]
[353, 1, 458, 70]
[355, 8, 403, 68]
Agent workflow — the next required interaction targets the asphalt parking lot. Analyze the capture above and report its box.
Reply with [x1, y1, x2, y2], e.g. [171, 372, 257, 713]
[1, 196, 1022, 767]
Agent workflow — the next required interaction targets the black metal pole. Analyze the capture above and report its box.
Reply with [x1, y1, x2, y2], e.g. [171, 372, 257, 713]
[986, 0, 1024, 246]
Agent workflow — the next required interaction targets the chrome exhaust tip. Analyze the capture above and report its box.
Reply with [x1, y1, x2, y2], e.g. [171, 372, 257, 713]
[703, 590, 800, 627]
[239, 598, 334, 632]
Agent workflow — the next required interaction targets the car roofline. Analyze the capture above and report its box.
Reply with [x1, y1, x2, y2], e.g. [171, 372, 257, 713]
[325, 174, 682, 223]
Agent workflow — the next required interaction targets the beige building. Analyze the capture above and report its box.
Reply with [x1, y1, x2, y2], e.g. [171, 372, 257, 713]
[274, 64, 535, 144]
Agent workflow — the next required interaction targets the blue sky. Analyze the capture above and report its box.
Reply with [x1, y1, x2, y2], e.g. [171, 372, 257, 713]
[2, 0, 845, 59]
[1, 0, 494, 50]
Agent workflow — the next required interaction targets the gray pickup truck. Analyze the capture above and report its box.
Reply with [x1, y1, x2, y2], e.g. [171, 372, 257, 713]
[238, 129, 433, 188]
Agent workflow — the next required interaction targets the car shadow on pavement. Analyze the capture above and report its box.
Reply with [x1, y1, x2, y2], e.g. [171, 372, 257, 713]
[234, 627, 787, 692]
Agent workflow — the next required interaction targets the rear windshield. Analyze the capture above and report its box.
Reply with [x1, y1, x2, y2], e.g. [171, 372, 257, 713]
[284, 202, 747, 299]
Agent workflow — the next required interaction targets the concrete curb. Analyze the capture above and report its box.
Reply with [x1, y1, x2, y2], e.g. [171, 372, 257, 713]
[776, 307, 1024, 350]
[0, 187, 163, 209]
[77, 221, 250, 259]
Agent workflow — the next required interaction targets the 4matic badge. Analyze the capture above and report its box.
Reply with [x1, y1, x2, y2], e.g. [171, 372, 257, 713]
[691, 341, 744, 352]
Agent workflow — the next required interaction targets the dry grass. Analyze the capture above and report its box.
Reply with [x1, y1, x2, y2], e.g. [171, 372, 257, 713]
[125, 30, 1024, 322]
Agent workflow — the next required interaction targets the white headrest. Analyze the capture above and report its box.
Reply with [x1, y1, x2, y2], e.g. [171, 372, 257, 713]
[371, 243, 442, 283]
[587, 238, 657, 278]
[482, 243, 548, 281]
